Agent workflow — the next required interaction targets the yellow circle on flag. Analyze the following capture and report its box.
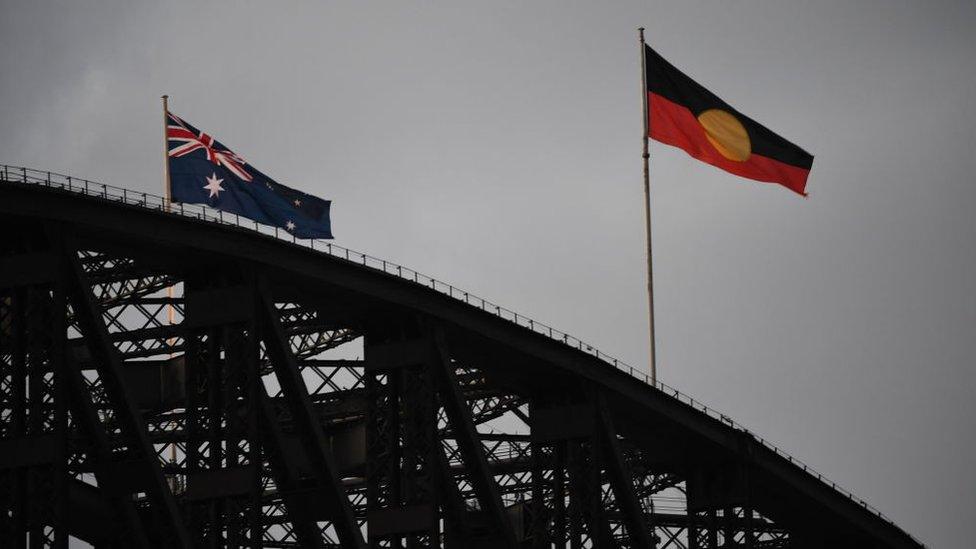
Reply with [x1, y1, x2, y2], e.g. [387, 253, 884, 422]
[697, 109, 751, 162]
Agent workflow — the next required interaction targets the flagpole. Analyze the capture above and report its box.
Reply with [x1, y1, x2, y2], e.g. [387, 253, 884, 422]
[639, 28, 658, 385]
[161, 94, 179, 487]
[161, 94, 175, 332]
[162, 94, 176, 352]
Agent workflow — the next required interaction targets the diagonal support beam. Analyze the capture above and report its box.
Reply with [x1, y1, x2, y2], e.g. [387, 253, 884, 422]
[597, 394, 655, 549]
[434, 439, 474, 545]
[62, 353, 152, 548]
[59, 236, 191, 548]
[254, 384, 330, 549]
[431, 325, 518, 549]
[257, 284, 366, 549]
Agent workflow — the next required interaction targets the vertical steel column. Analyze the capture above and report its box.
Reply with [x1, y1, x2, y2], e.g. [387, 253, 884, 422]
[0, 248, 96, 547]
[183, 310, 203, 543]
[206, 326, 224, 548]
[26, 287, 49, 549]
[529, 400, 569, 549]
[6, 289, 28, 547]
[241, 322, 265, 549]
[723, 506, 734, 547]
[401, 360, 438, 548]
[567, 440, 583, 549]
[7, 276, 68, 548]
[587, 431, 608, 548]
[203, 320, 262, 549]
[223, 327, 243, 549]
[707, 509, 718, 548]
[744, 505, 756, 549]
[529, 434, 552, 549]
[687, 513, 699, 549]
[583, 426, 614, 548]
[0, 292, 10, 543]
[553, 443, 567, 549]
[366, 362, 399, 549]
[562, 409, 614, 548]
[50, 279, 68, 549]
[366, 334, 449, 549]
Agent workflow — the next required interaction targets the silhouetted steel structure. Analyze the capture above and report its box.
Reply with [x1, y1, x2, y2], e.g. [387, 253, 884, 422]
[0, 166, 922, 548]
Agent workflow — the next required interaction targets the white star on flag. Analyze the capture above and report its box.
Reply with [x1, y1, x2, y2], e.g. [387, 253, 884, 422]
[286, 220, 296, 232]
[203, 172, 225, 199]
[293, 199, 302, 207]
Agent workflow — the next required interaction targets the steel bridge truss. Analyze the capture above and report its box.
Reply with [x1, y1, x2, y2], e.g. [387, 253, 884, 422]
[0, 182, 921, 549]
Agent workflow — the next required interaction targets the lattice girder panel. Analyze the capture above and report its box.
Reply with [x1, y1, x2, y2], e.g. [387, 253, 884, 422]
[0, 180, 925, 549]
[0, 284, 70, 548]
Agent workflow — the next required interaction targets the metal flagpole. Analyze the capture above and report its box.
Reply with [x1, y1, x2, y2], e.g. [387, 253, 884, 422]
[162, 95, 179, 488]
[639, 28, 658, 384]
[161, 94, 175, 331]
[161, 94, 176, 359]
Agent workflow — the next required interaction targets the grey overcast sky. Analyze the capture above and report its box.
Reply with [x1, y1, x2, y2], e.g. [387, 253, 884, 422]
[2, 1, 974, 546]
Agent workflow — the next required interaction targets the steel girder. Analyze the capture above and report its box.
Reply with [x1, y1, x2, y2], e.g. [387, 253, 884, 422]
[0, 180, 924, 549]
[0, 228, 848, 549]
[0, 238, 849, 549]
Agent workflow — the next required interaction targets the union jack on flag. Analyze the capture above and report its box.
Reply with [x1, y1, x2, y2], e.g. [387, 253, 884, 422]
[165, 110, 333, 239]
[167, 113, 252, 182]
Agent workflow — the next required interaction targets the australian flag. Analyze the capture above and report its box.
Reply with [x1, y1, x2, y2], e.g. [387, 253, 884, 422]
[166, 111, 333, 239]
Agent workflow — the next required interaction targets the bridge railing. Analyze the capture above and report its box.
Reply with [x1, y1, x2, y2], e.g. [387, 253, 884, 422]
[0, 164, 909, 536]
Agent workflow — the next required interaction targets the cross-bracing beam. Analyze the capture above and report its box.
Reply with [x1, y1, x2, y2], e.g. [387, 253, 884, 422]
[257, 284, 366, 549]
[61, 235, 192, 548]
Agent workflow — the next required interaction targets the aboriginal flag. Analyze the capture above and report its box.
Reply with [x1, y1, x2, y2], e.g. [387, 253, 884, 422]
[645, 45, 813, 196]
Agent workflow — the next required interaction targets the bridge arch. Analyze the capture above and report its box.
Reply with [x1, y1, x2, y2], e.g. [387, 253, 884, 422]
[0, 166, 921, 548]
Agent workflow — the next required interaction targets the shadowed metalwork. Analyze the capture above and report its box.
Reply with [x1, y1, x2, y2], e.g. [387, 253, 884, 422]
[0, 166, 921, 548]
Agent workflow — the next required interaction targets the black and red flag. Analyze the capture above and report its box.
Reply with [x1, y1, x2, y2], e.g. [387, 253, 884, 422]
[645, 45, 813, 196]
